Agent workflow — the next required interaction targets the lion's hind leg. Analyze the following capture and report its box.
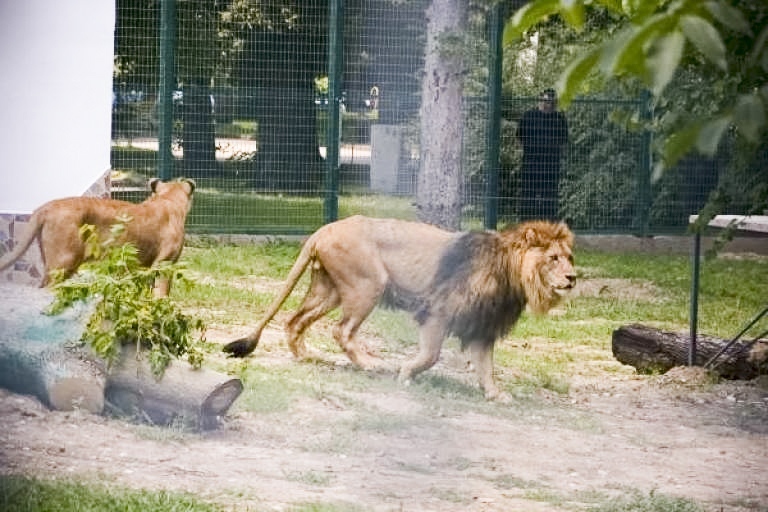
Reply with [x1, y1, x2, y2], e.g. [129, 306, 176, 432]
[332, 313, 383, 370]
[286, 266, 339, 360]
[39, 224, 84, 286]
[331, 289, 386, 370]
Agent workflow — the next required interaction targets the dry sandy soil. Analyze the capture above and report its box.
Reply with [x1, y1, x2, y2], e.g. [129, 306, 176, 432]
[1, 318, 767, 512]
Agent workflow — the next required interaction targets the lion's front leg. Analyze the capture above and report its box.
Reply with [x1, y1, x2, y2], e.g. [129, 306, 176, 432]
[398, 316, 447, 384]
[469, 340, 507, 401]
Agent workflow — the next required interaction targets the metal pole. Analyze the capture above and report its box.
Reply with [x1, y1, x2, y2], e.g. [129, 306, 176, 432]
[689, 232, 701, 365]
[158, 0, 176, 181]
[324, 0, 343, 224]
[484, 3, 504, 230]
[634, 90, 652, 236]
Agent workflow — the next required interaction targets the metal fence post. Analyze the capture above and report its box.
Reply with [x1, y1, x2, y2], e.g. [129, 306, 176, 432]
[484, 3, 504, 230]
[158, 0, 176, 181]
[324, 0, 343, 225]
[634, 90, 652, 236]
[689, 230, 701, 365]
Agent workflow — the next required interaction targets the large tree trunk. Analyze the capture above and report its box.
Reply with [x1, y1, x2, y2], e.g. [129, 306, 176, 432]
[239, 2, 327, 194]
[253, 86, 323, 192]
[417, 0, 467, 230]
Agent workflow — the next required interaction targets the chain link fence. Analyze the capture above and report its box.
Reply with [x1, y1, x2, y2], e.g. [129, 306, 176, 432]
[111, 0, 733, 235]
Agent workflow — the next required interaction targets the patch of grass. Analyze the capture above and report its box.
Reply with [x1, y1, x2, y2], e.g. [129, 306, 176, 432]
[492, 473, 540, 490]
[177, 240, 768, 403]
[232, 358, 392, 416]
[0, 475, 220, 512]
[365, 308, 419, 348]
[587, 489, 705, 512]
[427, 486, 472, 505]
[282, 470, 334, 487]
[411, 373, 485, 400]
[183, 241, 301, 280]
[233, 363, 319, 414]
[577, 249, 768, 338]
[186, 188, 415, 235]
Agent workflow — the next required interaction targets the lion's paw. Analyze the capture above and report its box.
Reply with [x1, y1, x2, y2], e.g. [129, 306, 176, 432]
[485, 389, 511, 403]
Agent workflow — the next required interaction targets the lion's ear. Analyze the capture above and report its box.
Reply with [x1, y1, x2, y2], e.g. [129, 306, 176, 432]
[148, 178, 161, 193]
[555, 222, 575, 244]
[181, 178, 196, 194]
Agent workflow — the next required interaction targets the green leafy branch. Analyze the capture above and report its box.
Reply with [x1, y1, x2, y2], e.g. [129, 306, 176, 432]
[46, 221, 205, 378]
[504, 0, 767, 175]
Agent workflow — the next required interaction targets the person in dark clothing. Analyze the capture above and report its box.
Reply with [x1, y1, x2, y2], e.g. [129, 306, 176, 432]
[516, 88, 568, 221]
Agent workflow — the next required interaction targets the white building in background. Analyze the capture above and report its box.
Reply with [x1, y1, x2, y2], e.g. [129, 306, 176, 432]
[0, 0, 115, 284]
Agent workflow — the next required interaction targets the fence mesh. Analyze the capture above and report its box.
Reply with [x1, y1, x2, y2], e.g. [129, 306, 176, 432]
[111, 0, 736, 235]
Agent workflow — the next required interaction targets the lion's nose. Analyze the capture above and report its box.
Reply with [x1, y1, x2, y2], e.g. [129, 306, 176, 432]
[565, 272, 576, 288]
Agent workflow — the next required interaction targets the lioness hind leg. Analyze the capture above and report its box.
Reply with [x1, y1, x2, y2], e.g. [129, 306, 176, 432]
[398, 316, 447, 384]
[39, 225, 84, 286]
[286, 268, 339, 359]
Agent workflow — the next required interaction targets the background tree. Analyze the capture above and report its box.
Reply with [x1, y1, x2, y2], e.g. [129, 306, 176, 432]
[177, 0, 217, 179]
[230, 1, 328, 192]
[417, 0, 468, 229]
[505, 0, 768, 221]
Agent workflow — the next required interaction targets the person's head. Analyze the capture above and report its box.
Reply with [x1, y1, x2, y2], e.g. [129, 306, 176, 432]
[538, 88, 557, 112]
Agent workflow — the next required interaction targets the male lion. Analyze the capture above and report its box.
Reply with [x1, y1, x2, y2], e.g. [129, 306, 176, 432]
[0, 178, 195, 296]
[224, 215, 575, 399]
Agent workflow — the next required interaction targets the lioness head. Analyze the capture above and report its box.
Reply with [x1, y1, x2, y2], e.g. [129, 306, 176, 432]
[148, 178, 196, 210]
[512, 221, 576, 314]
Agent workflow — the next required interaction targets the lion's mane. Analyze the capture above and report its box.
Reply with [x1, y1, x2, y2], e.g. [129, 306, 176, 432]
[408, 220, 574, 349]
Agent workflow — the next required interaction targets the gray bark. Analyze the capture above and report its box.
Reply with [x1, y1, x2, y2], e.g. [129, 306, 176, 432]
[417, 0, 467, 230]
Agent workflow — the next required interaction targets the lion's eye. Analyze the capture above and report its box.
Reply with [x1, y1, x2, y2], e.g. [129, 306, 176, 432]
[549, 254, 558, 262]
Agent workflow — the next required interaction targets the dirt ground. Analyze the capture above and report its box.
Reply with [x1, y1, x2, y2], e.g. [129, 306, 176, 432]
[1, 318, 767, 512]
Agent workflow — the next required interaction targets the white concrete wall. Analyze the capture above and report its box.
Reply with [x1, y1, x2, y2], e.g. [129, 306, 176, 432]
[0, 0, 115, 212]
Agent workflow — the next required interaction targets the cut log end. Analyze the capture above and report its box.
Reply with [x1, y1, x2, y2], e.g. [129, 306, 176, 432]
[105, 346, 243, 430]
[202, 378, 244, 417]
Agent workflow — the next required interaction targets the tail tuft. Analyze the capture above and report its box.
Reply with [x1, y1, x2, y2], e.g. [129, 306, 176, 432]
[222, 338, 257, 358]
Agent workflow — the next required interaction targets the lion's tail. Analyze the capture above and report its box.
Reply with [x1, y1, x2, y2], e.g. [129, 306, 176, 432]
[0, 210, 43, 274]
[222, 232, 319, 358]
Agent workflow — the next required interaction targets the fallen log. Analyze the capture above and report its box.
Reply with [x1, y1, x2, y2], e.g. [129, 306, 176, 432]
[612, 323, 768, 379]
[106, 345, 243, 430]
[0, 286, 105, 413]
[0, 283, 242, 429]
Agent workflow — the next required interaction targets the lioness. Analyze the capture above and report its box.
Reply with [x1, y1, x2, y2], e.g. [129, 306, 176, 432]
[0, 178, 195, 296]
[224, 215, 576, 399]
